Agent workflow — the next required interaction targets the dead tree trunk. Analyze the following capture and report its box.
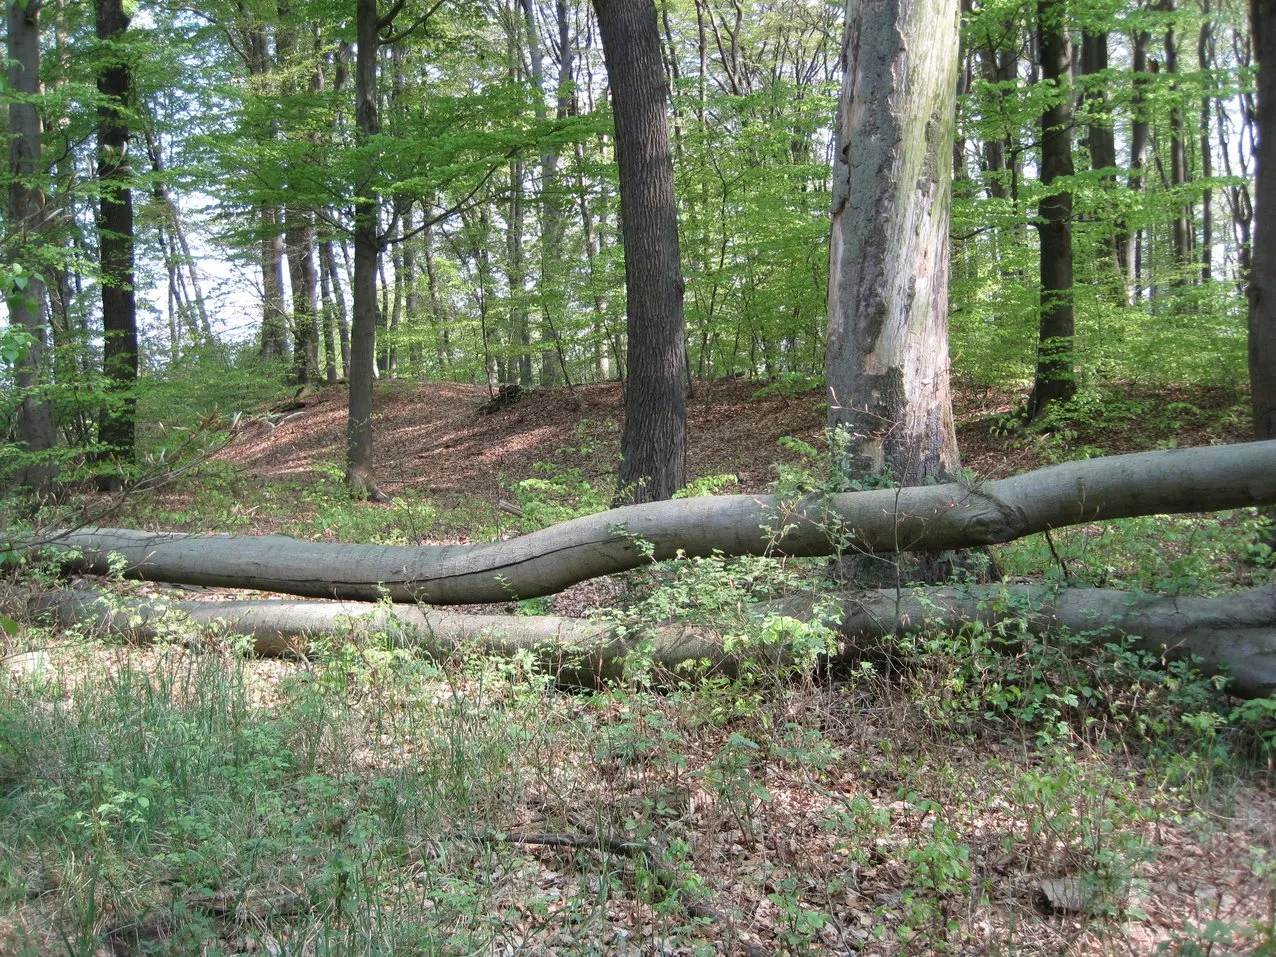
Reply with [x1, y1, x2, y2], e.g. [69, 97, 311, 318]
[825, 0, 961, 486]
[37, 442, 1276, 604]
[15, 582, 1276, 698]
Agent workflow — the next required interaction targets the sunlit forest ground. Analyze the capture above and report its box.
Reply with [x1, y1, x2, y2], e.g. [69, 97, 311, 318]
[2, 376, 1274, 955]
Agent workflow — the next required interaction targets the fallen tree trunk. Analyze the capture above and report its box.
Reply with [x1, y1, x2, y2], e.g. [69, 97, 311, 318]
[10, 582, 1275, 698]
[30, 442, 1276, 604]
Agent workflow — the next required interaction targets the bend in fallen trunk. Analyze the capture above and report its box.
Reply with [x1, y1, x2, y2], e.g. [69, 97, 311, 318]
[28, 441, 1276, 605]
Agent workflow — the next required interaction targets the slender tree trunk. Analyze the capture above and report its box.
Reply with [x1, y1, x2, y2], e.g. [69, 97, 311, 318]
[1164, 0, 1194, 276]
[142, 125, 210, 337]
[275, 6, 319, 384]
[285, 212, 321, 385]
[347, 0, 384, 499]
[403, 205, 422, 373]
[1118, 30, 1151, 299]
[1028, 0, 1076, 418]
[1082, 31, 1119, 278]
[1249, 0, 1276, 440]
[260, 207, 289, 360]
[388, 212, 403, 378]
[319, 246, 338, 383]
[1199, 5, 1214, 283]
[526, 0, 570, 388]
[95, 0, 138, 489]
[5, 0, 59, 494]
[422, 221, 447, 367]
[241, 20, 290, 362]
[826, 0, 961, 484]
[321, 239, 350, 377]
[594, 0, 689, 503]
[507, 156, 532, 385]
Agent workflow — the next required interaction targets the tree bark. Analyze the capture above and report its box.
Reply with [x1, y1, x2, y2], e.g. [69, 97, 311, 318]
[594, 0, 689, 503]
[259, 206, 290, 361]
[1081, 31, 1119, 277]
[1119, 30, 1152, 300]
[1199, 4, 1214, 284]
[825, 0, 961, 486]
[142, 124, 210, 338]
[1028, 0, 1076, 419]
[39, 441, 1276, 604]
[1250, 0, 1276, 441]
[16, 582, 1276, 699]
[321, 239, 350, 377]
[4, 0, 60, 495]
[95, 0, 139, 490]
[1164, 0, 1194, 276]
[347, 0, 384, 499]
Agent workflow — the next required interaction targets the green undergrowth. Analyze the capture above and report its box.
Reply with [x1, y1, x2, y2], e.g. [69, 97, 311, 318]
[4, 387, 1276, 952]
[2, 562, 1274, 954]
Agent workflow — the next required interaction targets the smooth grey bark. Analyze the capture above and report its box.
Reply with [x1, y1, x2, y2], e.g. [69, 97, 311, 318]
[16, 582, 1276, 698]
[39, 442, 1276, 605]
[5, 0, 59, 494]
[594, 0, 689, 503]
[826, 0, 961, 485]
[1251, 0, 1276, 441]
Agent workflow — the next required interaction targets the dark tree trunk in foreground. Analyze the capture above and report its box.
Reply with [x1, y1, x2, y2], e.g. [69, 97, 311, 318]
[1250, 0, 1276, 441]
[5, 0, 59, 494]
[95, 0, 138, 490]
[44, 442, 1276, 604]
[825, 0, 961, 487]
[347, 0, 384, 499]
[594, 0, 689, 503]
[1028, 0, 1076, 419]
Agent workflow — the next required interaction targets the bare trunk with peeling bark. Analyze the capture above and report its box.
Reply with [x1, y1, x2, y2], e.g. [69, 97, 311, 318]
[826, 0, 961, 486]
[35, 443, 1276, 605]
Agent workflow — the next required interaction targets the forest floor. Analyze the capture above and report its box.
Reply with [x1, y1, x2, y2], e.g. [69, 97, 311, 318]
[215, 377, 1251, 506]
[3, 378, 1274, 957]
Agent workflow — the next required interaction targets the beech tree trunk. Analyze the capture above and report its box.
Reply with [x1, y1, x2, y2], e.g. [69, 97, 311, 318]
[16, 582, 1276, 699]
[39, 442, 1276, 605]
[1028, 0, 1076, 419]
[825, 0, 961, 486]
[1250, 0, 1276, 441]
[5, 0, 59, 495]
[94, 0, 139, 489]
[347, 0, 384, 499]
[1119, 30, 1152, 300]
[1164, 0, 1194, 275]
[1082, 31, 1119, 278]
[594, 0, 689, 503]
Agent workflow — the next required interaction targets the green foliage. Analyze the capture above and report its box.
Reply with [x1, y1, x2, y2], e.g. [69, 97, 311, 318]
[998, 511, 1273, 593]
[136, 344, 293, 453]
